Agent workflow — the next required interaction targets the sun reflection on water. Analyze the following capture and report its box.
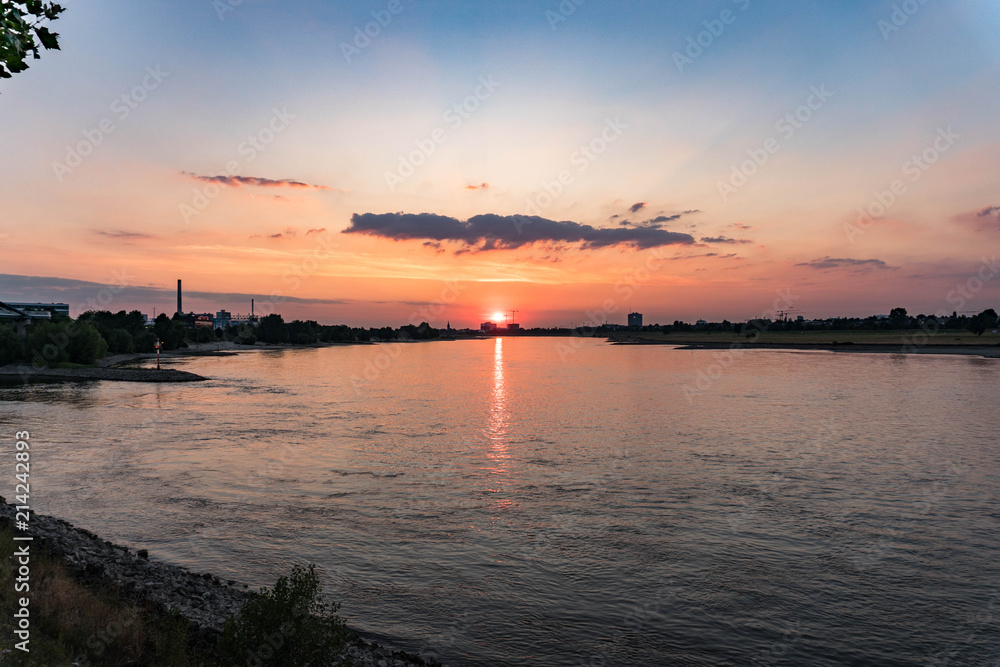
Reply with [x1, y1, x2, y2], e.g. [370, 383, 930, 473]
[486, 337, 516, 512]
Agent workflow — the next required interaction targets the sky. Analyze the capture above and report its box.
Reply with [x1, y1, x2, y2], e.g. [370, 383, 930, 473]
[2, 0, 999, 327]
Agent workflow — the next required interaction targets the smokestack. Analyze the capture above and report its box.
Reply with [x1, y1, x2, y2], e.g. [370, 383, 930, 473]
[177, 279, 182, 315]
[251, 298, 254, 318]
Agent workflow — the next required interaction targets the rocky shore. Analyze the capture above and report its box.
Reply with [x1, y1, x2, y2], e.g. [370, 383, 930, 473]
[0, 500, 438, 666]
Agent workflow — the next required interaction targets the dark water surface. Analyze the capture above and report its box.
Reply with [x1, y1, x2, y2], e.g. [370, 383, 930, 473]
[2, 338, 999, 665]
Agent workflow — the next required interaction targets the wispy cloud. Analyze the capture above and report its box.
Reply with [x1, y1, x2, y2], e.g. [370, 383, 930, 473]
[92, 230, 157, 241]
[629, 202, 647, 213]
[343, 212, 695, 251]
[182, 172, 338, 191]
[619, 210, 700, 229]
[977, 205, 1000, 218]
[305, 228, 327, 235]
[796, 257, 895, 271]
[701, 236, 753, 244]
[465, 182, 490, 190]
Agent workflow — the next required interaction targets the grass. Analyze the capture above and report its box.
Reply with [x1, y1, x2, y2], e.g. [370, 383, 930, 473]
[0, 520, 352, 666]
[0, 521, 202, 666]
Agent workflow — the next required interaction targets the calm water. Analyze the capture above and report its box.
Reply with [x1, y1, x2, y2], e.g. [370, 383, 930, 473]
[2, 338, 1000, 665]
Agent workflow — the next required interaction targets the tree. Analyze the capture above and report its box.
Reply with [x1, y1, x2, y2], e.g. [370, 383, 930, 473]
[153, 313, 187, 350]
[256, 314, 288, 344]
[106, 328, 134, 354]
[25, 319, 107, 366]
[969, 308, 998, 336]
[889, 307, 908, 328]
[1, 2, 65, 84]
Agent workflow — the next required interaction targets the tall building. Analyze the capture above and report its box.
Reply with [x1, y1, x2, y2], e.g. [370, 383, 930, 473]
[628, 312, 642, 328]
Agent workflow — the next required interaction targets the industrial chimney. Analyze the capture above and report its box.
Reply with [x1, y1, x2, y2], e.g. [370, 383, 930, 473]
[177, 279, 182, 316]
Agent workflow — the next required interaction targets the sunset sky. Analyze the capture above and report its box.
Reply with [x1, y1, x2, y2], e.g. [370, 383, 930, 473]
[2, 0, 999, 327]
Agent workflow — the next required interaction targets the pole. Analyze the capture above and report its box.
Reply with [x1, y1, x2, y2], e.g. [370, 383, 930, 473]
[155, 339, 160, 370]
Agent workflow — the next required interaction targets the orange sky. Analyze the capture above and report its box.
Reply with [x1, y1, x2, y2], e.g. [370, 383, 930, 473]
[2, 2, 999, 326]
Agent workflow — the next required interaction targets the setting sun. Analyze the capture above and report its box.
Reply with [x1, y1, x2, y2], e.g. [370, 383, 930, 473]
[491, 312, 505, 322]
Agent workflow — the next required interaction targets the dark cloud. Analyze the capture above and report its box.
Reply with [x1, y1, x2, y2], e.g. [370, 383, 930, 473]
[305, 228, 327, 235]
[683, 210, 700, 215]
[629, 202, 647, 213]
[343, 212, 695, 251]
[977, 205, 1000, 217]
[465, 183, 490, 190]
[796, 257, 894, 270]
[182, 172, 334, 190]
[701, 236, 753, 244]
[92, 230, 156, 241]
[619, 214, 684, 229]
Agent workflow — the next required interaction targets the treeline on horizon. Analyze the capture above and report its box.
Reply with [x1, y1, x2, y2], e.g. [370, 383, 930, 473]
[0, 306, 997, 368]
[0, 311, 441, 367]
[613, 307, 999, 337]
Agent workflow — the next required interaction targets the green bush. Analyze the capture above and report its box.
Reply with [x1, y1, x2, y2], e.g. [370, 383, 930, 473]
[218, 563, 349, 667]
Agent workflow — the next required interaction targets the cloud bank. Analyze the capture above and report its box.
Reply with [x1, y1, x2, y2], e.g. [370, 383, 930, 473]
[343, 212, 695, 251]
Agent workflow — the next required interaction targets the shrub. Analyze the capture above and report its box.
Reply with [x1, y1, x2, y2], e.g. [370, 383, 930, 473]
[218, 563, 349, 667]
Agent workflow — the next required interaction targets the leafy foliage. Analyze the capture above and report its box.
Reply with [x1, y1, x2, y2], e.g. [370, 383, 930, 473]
[1, 1, 65, 83]
[218, 563, 350, 667]
[257, 314, 289, 344]
[25, 319, 108, 365]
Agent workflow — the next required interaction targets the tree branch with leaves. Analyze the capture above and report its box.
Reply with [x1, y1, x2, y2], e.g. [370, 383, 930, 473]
[1, 1, 65, 84]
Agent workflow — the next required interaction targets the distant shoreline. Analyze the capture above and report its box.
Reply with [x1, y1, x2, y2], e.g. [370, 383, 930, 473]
[609, 338, 1000, 357]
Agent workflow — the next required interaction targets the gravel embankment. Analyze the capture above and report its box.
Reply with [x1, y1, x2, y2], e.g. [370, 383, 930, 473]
[0, 500, 439, 666]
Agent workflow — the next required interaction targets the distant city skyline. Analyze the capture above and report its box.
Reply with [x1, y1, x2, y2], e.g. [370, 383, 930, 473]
[2, 1, 999, 327]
